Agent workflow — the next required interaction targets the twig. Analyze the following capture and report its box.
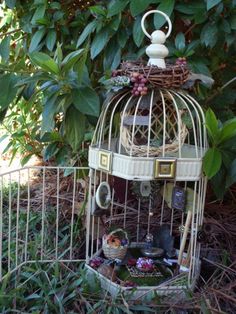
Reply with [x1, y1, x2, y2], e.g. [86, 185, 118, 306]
[184, 23, 196, 35]
[0, 28, 21, 38]
[206, 76, 236, 103]
[209, 288, 236, 304]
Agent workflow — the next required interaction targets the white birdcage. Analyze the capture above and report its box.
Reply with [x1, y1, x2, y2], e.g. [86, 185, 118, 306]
[85, 10, 208, 299]
[0, 10, 208, 303]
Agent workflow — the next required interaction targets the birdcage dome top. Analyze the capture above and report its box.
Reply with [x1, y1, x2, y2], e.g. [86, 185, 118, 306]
[89, 10, 207, 181]
[91, 88, 206, 157]
[89, 88, 207, 181]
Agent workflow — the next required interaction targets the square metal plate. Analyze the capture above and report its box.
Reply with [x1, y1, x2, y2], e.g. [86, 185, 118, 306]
[98, 150, 112, 173]
[154, 158, 176, 179]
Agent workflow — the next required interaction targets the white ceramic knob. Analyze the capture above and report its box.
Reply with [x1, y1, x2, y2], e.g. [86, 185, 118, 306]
[141, 10, 172, 68]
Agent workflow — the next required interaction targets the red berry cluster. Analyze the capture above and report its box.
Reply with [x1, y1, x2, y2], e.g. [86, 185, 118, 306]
[130, 72, 148, 96]
[175, 57, 187, 66]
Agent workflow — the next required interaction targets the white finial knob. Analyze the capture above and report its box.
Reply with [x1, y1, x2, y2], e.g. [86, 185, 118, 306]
[141, 10, 172, 68]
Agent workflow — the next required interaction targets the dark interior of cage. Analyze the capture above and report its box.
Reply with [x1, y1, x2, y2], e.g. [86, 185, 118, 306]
[88, 173, 195, 287]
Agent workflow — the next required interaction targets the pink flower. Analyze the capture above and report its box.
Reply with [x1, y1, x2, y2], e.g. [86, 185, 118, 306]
[136, 257, 154, 271]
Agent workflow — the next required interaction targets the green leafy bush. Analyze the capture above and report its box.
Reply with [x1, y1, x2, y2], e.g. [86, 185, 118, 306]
[0, 0, 235, 196]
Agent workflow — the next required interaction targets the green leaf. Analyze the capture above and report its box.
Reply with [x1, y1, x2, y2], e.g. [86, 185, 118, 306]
[76, 20, 97, 48]
[176, 2, 205, 15]
[230, 15, 236, 30]
[175, 33, 185, 50]
[22, 83, 35, 101]
[205, 109, 219, 144]
[117, 29, 129, 48]
[30, 52, 59, 74]
[103, 37, 119, 70]
[55, 42, 63, 65]
[55, 146, 70, 166]
[89, 5, 106, 16]
[154, 0, 175, 29]
[36, 17, 50, 26]
[43, 142, 60, 161]
[111, 49, 121, 70]
[76, 46, 89, 83]
[207, 0, 221, 11]
[221, 20, 231, 33]
[0, 36, 10, 62]
[91, 28, 110, 59]
[46, 29, 56, 51]
[40, 131, 62, 143]
[175, 4, 195, 14]
[53, 11, 64, 21]
[25, 293, 42, 300]
[194, 9, 208, 24]
[210, 166, 227, 199]
[2, 141, 13, 154]
[186, 39, 200, 53]
[65, 105, 85, 152]
[200, 23, 218, 47]
[133, 16, 145, 47]
[0, 109, 8, 123]
[49, 2, 61, 9]
[109, 14, 121, 31]
[203, 148, 222, 178]
[0, 73, 18, 111]
[61, 49, 84, 72]
[220, 135, 236, 152]
[221, 150, 236, 168]
[72, 86, 100, 117]
[225, 159, 236, 188]
[218, 118, 236, 143]
[188, 60, 211, 76]
[21, 154, 33, 166]
[130, 0, 151, 17]
[31, 5, 46, 24]
[130, 305, 157, 312]
[41, 95, 58, 135]
[107, 0, 129, 17]
[29, 28, 46, 53]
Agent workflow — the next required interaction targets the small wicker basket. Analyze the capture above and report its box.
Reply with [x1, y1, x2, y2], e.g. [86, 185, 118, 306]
[102, 228, 128, 260]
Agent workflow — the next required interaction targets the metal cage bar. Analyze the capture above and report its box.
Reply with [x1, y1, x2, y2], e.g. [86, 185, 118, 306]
[0, 166, 88, 280]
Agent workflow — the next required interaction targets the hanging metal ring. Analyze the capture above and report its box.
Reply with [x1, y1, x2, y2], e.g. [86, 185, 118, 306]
[141, 10, 172, 39]
[95, 182, 111, 209]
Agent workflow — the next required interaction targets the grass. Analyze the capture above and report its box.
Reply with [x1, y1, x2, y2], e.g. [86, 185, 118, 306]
[0, 181, 208, 313]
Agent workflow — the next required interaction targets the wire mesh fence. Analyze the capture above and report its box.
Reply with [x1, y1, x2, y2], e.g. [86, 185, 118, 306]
[0, 166, 89, 280]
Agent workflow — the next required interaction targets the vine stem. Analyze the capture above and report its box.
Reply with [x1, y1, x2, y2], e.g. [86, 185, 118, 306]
[221, 76, 236, 90]
[184, 23, 196, 35]
[206, 76, 236, 104]
[0, 28, 21, 38]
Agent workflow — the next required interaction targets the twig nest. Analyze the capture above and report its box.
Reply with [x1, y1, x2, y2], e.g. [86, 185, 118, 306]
[97, 264, 117, 282]
[120, 60, 189, 89]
